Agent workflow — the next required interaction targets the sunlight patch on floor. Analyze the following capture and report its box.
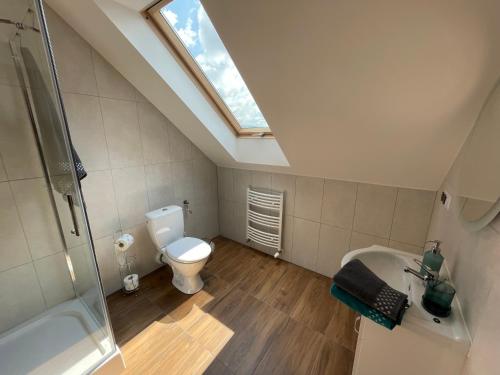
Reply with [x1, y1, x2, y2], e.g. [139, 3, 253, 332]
[121, 299, 234, 374]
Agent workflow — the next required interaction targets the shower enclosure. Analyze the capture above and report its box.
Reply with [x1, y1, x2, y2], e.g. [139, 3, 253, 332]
[0, 1, 119, 374]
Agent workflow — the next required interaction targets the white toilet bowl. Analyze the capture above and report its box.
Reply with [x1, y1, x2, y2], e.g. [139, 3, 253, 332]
[146, 206, 212, 295]
[160, 237, 212, 294]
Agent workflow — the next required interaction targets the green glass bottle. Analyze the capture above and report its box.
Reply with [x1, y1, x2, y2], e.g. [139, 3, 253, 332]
[420, 240, 444, 277]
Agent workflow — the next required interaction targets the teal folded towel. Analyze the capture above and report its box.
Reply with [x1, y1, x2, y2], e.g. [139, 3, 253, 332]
[331, 283, 397, 330]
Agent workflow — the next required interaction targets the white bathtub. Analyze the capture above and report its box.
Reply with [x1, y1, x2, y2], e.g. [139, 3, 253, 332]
[0, 298, 114, 375]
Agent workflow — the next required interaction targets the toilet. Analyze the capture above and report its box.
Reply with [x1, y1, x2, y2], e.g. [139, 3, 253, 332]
[145, 205, 212, 294]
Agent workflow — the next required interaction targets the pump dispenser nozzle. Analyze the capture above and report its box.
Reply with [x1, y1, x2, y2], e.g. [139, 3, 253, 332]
[426, 240, 442, 254]
[420, 240, 444, 277]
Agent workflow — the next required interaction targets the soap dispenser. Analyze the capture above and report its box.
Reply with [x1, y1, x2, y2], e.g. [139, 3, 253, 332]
[420, 240, 444, 277]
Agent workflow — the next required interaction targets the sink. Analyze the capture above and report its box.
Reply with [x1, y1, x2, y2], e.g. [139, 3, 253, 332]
[341, 245, 470, 346]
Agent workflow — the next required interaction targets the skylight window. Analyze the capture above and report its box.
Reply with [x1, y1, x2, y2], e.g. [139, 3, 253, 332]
[147, 0, 271, 136]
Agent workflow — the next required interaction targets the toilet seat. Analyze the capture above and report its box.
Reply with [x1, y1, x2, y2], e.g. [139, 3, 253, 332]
[163, 237, 211, 264]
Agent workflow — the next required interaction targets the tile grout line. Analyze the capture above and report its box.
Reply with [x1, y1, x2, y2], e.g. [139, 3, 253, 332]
[347, 182, 359, 251]
[387, 188, 400, 243]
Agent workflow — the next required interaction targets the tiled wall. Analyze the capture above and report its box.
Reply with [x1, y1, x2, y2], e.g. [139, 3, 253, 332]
[45, 9, 219, 295]
[0, 42, 75, 331]
[427, 158, 500, 374]
[218, 167, 436, 277]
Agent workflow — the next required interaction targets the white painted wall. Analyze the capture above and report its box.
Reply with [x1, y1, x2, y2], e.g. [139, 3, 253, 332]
[204, 0, 500, 190]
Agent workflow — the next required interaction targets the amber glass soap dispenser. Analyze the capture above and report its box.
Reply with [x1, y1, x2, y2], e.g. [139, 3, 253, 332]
[420, 240, 444, 277]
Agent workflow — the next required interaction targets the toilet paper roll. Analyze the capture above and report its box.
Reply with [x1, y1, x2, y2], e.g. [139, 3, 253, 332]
[115, 233, 134, 252]
[123, 273, 139, 291]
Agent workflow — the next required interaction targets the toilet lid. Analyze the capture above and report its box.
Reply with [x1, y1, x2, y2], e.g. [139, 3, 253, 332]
[164, 237, 212, 263]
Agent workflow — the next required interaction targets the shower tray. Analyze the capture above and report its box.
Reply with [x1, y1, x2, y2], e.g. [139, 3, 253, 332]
[0, 298, 113, 375]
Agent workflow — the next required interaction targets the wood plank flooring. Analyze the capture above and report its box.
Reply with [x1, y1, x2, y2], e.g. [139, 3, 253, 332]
[106, 237, 357, 375]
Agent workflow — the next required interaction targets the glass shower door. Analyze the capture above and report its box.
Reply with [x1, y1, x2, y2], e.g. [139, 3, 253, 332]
[0, 1, 117, 374]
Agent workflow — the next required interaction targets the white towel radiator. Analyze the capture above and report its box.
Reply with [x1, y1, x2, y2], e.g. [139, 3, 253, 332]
[246, 187, 284, 258]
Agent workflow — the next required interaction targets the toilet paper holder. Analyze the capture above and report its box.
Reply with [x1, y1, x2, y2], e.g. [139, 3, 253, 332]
[114, 233, 139, 294]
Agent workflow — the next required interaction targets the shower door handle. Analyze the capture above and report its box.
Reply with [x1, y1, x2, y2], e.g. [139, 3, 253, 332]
[66, 194, 80, 236]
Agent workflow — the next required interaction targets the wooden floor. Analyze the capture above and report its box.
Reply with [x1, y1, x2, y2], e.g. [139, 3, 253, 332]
[106, 237, 357, 375]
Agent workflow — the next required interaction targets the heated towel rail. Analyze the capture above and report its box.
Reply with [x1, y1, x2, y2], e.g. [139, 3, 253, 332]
[246, 187, 284, 258]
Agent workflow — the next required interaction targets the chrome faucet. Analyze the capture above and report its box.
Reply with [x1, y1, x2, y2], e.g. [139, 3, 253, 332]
[404, 259, 437, 282]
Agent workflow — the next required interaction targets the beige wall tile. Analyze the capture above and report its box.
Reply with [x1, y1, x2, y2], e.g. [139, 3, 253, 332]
[294, 176, 324, 221]
[232, 202, 248, 244]
[34, 252, 75, 307]
[168, 125, 192, 162]
[291, 217, 320, 270]
[63, 93, 110, 171]
[10, 178, 64, 259]
[81, 170, 120, 239]
[112, 166, 149, 229]
[138, 102, 171, 165]
[349, 231, 389, 250]
[281, 215, 294, 262]
[217, 166, 223, 201]
[233, 169, 251, 203]
[187, 202, 217, 239]
[0, 43, 20, 87]
[134, 88, 149, 103]
[353, 183, 397, 238]
[192, 202, 219, 240]
[251, 171, 272, 191]
[388, 240, 423, 255]
[193, 156, 217, 204]
[0, 156, 7, 182]
[218, 199, 234, 239]
[46, 8, 98, 95]
[321, 179, 357, 229]
[0, 85, 43, 180]
[0, 263, 45, 332]
[271, 173, 296, 216]
[316, 224, 351, 277]
[101, 98, 143, 168]
[92, 50, 136, 101]
[0, 182, 31, 271]
[390, 188, 435, 246]
[218, 167, 234, 202]
[145, 163, 174, 211]
[93, 236, 121, 295]
[172, 160, 195, 204]
[191, 144, 205, 160]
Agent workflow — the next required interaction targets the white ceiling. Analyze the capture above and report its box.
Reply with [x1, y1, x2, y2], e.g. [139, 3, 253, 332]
[46, 0, 500, 190]
[201, 0, 500, 189]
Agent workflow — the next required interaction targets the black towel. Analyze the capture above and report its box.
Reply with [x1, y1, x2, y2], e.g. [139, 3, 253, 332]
[333, 259, 408, 323]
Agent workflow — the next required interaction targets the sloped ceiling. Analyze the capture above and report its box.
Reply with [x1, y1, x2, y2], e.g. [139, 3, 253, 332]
[46, 0, 500, 190]
[202, 0, 500, 189]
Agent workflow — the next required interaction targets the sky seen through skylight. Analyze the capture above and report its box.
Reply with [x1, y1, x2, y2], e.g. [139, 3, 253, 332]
[161, 0, 269, 130]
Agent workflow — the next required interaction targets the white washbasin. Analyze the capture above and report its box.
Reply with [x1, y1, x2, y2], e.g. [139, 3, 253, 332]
[341, 245, 470, 347]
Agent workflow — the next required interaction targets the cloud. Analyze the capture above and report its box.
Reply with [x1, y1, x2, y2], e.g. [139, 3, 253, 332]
[177, 17, 197, 48]
[162, 9, 178, 27]
[195, 3, 268, 129]
[164, 0, 268, 129]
